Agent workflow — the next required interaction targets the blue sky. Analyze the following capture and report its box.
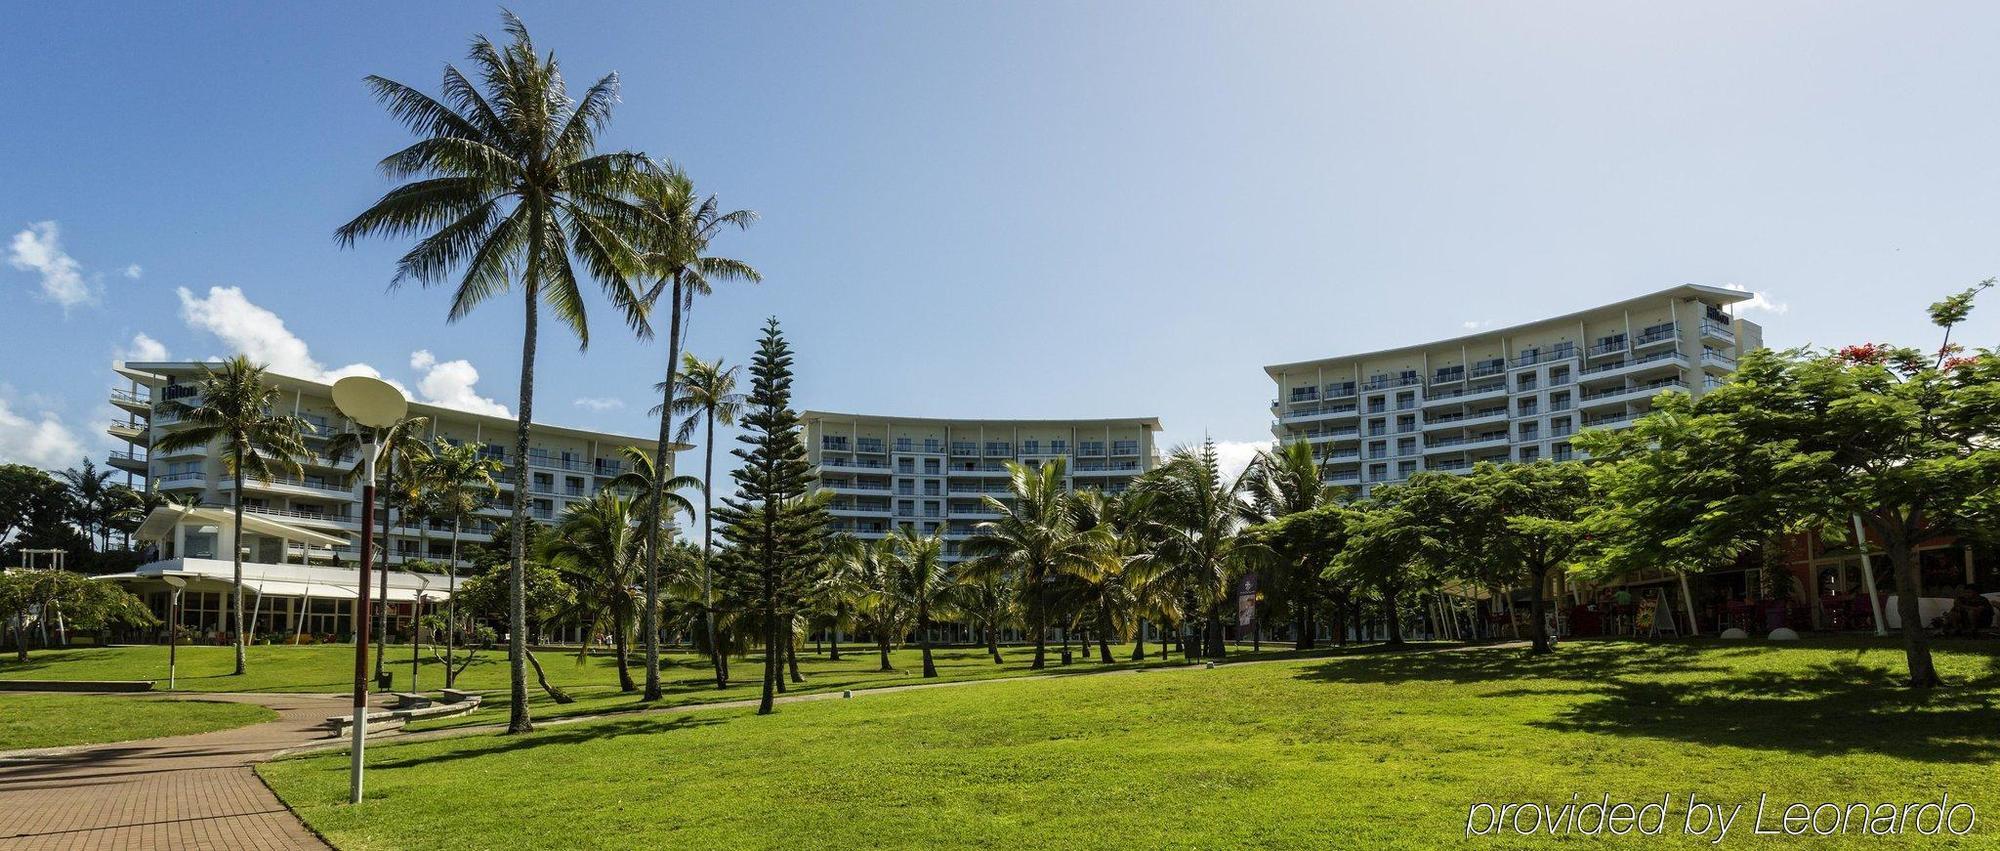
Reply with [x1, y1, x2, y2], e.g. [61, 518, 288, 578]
[4, 1, 1999, 482]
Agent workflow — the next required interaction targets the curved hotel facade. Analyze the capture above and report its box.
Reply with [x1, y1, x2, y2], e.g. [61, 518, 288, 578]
[802, 412, 1162, 563]
[1263, 284, 1764, 495]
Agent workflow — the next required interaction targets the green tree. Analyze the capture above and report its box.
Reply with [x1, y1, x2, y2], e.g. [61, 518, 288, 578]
[1450, 463, 1592, 654]
[338, 12, 654, 732]
[1243, 501, 1355, 648]
[1239, 441, 1345, 648]
[1071, 488, 1155, 663]
[633, 169, 759, 702]
[961, 459, 1095, 669]
[889, 527, 953, 678]
[543, 492, 645, 692]
[1135, 442, 1249, 659]
[153, 356, 308, 675]
[412, 439, 502, 687]
[1331, 485, 1439, 647]
[56, 458, 117, 551]
[0, 465, 78, 563]
[1, 569, 157, 662]
[712, 319, 830, 714]
[1580, 284, 2000, 687]
[814, 534, 875, 663]
[668, 353, 747, 688]
[832, 536, 902, 671]
[328, 415, 433, 681]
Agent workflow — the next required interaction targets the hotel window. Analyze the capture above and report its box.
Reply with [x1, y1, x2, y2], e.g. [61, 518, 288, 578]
[985, 442, 1010, 456]
[923, 458, 940, 475]
[896, 438, 912, 452]
[1051, 439, 1067, 454]
[1112, 440, 1137, 455]
[1519, 446, 1541, 462]
[1022, 439, 1039, 454]
[1397, 461, 1417, 478]
[897, 458, 915, 474]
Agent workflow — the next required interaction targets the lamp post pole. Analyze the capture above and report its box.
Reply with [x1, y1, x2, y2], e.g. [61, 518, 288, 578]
[351, 430, 378, 804]
[163, 575, 185, 691]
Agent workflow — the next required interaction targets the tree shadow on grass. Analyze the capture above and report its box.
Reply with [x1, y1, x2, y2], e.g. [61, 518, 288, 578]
[1535, 658, 2000, 764]
[366, 714, 726, 770]
[1291, 640, 1730, 687]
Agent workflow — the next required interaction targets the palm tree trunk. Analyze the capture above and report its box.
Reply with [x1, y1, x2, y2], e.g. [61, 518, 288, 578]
[988, 621, 1003, 664]
[505, 273, 538, 734]
[446, 521, 460, 688]
[376, 460, 393, 680]
[642, 276, 686, 703]
[1131, 618, 1146, 660]
[702, 408, 723, 690]
[1031, 579, 1047, 669]
[828, 605, 842, 661]
[787, 630, 805, 683]
[230, 464, 247, 675]
[876, 632, 892, 671]
[614, 609, 635, 692]
[919, 608, 937, 678]
[1095, 602, 1114, 664]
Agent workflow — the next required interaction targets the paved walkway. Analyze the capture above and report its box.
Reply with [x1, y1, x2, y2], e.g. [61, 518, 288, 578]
[0, 692, 344, 851]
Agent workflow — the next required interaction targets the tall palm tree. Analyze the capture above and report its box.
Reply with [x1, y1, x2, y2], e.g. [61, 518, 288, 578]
[338, 11, 654, 734]
[890, 527, 954, 678]
[153, 356, 308, 675]
[961, 459, 1095, 669]
[328, 415, 432, 681]
[1241, 440, 1343, 649]
[57, 459, 117, 551]
[1071, 488, 1155, 663]
[833, 536, 902, 671]
[950, 570, 1018, 664]
[812, 534, 872, 662]
[412, 438, 502, 687]
[543, 492, 644, 692]
[666, 354, 745, 686]
[632, 166, 760, 702]
[1140, 442, 1253, 659]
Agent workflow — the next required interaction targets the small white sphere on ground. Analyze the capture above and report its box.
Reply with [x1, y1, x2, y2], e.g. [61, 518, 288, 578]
[1767, 628, 1800, 641]
[1719, 628, 1749, 640]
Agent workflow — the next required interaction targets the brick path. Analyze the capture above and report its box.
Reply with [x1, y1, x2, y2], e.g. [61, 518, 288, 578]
[0, 692, 343, 850]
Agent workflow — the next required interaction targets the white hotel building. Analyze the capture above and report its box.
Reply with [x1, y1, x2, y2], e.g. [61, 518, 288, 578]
[802, 412, 1162, 564]
[1263, 284, 1765, 496]
[102, 361, 661, 639]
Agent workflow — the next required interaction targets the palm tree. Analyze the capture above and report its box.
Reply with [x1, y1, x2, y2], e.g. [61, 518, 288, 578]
[889, 527, 954, 678]
[665, 354, 745, 686]
[328, 416, 432, 681]
[811, 534, 872, 662]
[543, 493, 645, 692]
[1241, 440, 1342, 649]
[632, 167, 760, 702]
[338, 12, 654, 734]
[1071, 488, 1155, 663]
[412, 438, 502, 687]
[950, 570, 1018, 664]
[57, 459, 118, 551]
[961, 459, 1095, 669]
[608, 445, 699, 680]
[153, 356, 308, 675]
[1137, 441, 1251, 659]
[834, 536, 902, 671]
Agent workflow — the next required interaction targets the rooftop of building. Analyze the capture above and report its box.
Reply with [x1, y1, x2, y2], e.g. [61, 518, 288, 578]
[116, 360, 666, 448]
[802, 410, 1164, 431]
[1261, 283, 1756, 377]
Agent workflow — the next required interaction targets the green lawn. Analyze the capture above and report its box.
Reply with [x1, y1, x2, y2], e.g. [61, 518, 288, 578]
[0, 693, 276, 750]
[260, 638, 2000, 850]
[0, 641, 1311, 731]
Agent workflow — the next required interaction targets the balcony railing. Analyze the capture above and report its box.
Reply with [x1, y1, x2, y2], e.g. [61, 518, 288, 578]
[1699, 323, 1736, 343]
[110, 387, 150, 405]
[108, 449, 147, 464]
[1632, 325, 1678, 346]
[1586, 338, 1627, 357]
[1362, 375, 1421, 390]
[1701, 351, 1736, 369]
[157, 471, 205, 485]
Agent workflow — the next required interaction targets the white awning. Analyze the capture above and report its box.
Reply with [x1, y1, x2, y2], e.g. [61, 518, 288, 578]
[134, 505, 348, 547]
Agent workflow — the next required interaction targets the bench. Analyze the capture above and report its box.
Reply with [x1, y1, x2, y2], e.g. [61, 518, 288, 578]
[389, 692, 432, 710]
[439, 688, 480, 704]
[322, 711, 406, 739]
[323, 694, 483, 738]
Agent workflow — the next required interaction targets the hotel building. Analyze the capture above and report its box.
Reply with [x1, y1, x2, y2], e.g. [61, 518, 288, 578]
[802, 412, 1162, 563]
[102, 360, 662, 639]
[1263, 284, 1764, 496]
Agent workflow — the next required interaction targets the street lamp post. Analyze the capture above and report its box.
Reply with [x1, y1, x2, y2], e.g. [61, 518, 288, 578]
[161, 575, 186, 691]
[332, 376, 408, 805]
[411, 575, 431, 693]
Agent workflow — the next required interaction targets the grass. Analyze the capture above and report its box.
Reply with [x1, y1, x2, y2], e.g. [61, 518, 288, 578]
[0, 692, 276, 750]
[258, 637, 2000, 850]
[0, 640, 1314, 731]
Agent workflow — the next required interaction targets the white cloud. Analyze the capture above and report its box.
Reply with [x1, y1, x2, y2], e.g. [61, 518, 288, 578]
[123, 264, 143, 279]
[1721, 284, 1789, 315]
[1207, 439, 1269, 484]
[115, 332, 170, 366]
[411, 350, 511, 417]
[0, 395, 85, 469]
[7, 221, 94, 309]
[175, 286, 514, 416]
[573, 397, 624, 412]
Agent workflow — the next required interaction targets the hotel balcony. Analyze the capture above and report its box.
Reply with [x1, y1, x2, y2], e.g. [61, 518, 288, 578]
[1277, 403, 1360, 424]
[219, 474, 356, 500]
[106, 449, 148, 474]
[1421, 383, 1507, 409]
[156, 471, 206, 489]
[110, 387, 151, 415]
[1630, 325, 1680, 350]
[1577, 350, 1688, 381]
[108, 419, 149, 445]
[1699, 322, 1736, 345]
[1424, 408, 1508, 431]
[1423, 433, 1510, 455]
[820, 479, 892, 494]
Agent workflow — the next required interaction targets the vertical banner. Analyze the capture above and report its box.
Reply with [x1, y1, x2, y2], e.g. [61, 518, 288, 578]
[1236, 574, 1259, 627]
